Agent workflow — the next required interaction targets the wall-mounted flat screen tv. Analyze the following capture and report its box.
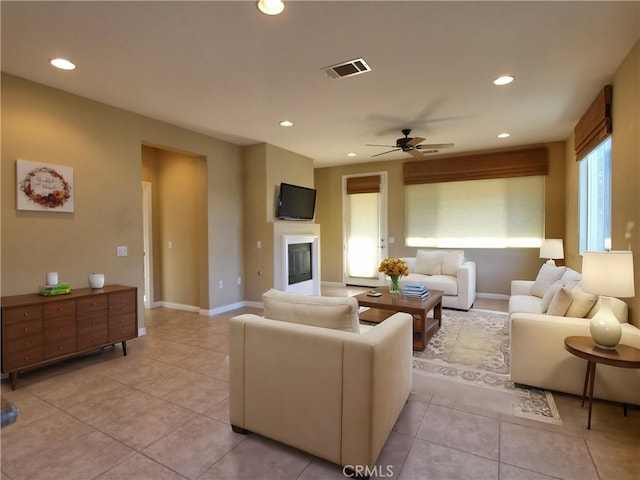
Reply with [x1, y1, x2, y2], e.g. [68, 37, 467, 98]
[277, 182, 317, 220]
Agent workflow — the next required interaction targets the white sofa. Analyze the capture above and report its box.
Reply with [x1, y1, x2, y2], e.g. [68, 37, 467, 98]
[229, 289, 413, 473]
[509, 265, 640, 405]
[400, 249, 476, 310]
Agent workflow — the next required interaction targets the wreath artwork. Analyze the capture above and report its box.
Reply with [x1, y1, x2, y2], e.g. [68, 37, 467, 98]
[16, 160, 74, 212]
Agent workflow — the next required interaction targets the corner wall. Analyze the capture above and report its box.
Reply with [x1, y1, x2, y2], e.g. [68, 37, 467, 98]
[1, 74, 244, 326]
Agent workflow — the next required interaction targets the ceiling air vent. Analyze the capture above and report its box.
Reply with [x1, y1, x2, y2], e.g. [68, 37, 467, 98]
[322, 58, 371, 79]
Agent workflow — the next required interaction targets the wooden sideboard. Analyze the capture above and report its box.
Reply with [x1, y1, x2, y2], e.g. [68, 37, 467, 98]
[1, 285, 137, 389]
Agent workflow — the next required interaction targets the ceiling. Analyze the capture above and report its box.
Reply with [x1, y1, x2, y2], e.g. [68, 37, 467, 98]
[2, 1, 638, 168]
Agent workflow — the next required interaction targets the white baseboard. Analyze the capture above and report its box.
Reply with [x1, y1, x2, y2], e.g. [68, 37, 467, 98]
[200, 301, 247, 316]
[321, 281, 346, 287]
[138, 327, 147, 337]
[155, 301, 200, 312]
[476, 292, 510, 300]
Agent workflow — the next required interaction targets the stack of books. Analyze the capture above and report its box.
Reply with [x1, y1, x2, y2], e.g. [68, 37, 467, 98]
[402, 284, 429, 299]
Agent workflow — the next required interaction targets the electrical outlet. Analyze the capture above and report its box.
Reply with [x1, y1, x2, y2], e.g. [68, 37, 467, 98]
[237, 277, 242, 285]
[218, 280, 224, 288]
[117, 246, 128, 257]
[257, 241, 262, 249]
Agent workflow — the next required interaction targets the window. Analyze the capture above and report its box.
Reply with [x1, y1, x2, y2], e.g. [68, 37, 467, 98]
[405, 175, 544, 248]
[579, 137, 611, 252]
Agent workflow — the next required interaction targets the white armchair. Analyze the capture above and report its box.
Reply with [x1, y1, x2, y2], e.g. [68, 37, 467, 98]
[401, 249, 476, 310]
[229, 290, 413, 472]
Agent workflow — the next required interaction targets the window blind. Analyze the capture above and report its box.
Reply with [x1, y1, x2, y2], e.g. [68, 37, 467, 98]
[346, 175, 381, 194]
[405, 175, 545, 248]
[574, 85, 612, 161]
[403, 147, 548, 185]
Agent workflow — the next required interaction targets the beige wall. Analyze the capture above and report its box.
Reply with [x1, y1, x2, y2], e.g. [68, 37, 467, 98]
[565, 40, 640, 325]
[242, 143, 315, 302]
[2, 74, 244, 328]
[141, 146, 206, 308]
[315, 142, 566, 296]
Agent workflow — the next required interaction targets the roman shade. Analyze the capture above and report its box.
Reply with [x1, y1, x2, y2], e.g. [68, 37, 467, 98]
[346, 175, 381, 194]
[574, 85, 612, 161]
[403, 147, 548, 185]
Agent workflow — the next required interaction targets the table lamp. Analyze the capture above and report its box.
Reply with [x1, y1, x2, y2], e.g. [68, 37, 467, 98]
[540, 239, 564, 265]
[581, 251, 635, 349]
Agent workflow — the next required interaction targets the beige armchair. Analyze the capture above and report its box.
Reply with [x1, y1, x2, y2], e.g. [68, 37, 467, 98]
[229, 290, 413, 473]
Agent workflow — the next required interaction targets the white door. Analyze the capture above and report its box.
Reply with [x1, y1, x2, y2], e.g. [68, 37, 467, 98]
[343, 173, 388, 286]
[142, 182, 153, 308]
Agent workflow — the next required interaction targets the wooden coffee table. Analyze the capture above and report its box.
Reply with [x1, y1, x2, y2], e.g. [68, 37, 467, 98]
[356, 290, 443, 351]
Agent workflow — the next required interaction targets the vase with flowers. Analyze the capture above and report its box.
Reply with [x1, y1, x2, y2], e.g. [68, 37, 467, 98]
[378, 257, 409, 295]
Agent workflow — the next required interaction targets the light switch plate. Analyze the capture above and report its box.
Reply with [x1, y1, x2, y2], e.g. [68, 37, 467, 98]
[117, 246, 128, 257]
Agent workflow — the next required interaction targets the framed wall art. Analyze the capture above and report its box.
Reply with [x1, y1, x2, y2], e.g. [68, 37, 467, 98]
[16, 159, 74, 212]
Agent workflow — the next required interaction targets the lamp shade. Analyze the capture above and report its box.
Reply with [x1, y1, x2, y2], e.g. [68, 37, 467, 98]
[539, 239, 564, 259]
[582, 251, 635, 298]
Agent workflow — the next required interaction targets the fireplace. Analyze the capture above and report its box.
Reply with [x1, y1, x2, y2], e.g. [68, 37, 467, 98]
[288, 242, 312, 285]
[277, 234, 320, 295]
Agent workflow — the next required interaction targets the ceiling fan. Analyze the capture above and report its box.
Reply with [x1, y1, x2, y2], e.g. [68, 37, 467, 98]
[366, 129, 454, 158]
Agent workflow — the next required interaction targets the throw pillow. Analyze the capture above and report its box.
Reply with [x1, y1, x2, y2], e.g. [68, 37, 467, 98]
[566, 287, 598, 318]
[559, 268, 582, 291]
[262, 288, 360, 333]
[415, 250, 442, 275]
[541, 281, 563, 312]
[441, 250, 464, 276]
[531, 264, 567, 298]
[547, 287, 573, 316]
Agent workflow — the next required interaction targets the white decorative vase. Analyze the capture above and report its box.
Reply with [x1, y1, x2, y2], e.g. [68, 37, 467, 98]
[589, 296, 622, 349]
[88, 273, 105, 289]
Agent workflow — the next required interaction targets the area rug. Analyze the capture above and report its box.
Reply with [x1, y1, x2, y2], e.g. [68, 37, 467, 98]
[412, 308, 562, 425]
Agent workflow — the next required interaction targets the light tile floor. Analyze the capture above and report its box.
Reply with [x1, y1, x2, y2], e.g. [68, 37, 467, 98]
[1, 297, 638, 480]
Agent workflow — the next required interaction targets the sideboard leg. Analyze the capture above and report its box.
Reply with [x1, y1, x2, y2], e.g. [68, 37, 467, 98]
[10, 372, 18, 390]
[122, 340, 127, 356]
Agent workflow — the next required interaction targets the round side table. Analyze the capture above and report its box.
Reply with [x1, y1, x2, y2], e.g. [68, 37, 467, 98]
[564, 336, 640, 429]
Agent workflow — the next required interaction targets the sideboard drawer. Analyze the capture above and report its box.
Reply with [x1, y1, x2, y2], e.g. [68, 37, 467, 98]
[4, 305, 43, 325]
[110, 323, 136, 342]
[4, 342, 44, 371]
[77, 313, 108, 336]
[78, 331, 109, 351]
[4, 318, 43, 341]
[44, 299, 76, 319]
[109, 291, 135, 314]
[44, 315, 77, 343]
[77, 295, 108, 315]
[44, 338, 77, 359]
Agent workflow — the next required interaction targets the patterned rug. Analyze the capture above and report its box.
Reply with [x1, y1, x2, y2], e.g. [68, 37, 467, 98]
[412, 308, 562, 425]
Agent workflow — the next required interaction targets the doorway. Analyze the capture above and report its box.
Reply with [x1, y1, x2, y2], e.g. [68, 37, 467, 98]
[343, 173, 388, 287]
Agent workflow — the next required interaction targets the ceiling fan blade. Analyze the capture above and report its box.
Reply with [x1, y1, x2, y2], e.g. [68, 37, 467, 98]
[416, 143, 455, 150]
[365, 144, 397, 148]
[407, 137, 426, 147]
[371, 149, 400, 157]
[408, 149, 424, 159]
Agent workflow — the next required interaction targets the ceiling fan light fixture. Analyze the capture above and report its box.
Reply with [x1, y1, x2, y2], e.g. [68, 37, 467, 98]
[257, 0, 284, 15]
[493, 75, 514, 86]
[50, 58, 76, 70]
[497, 132, 511, 138]
[279, 120, 293, 127]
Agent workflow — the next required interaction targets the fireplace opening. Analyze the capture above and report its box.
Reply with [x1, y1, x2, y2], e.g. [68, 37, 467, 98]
[288, 242, 312, 285]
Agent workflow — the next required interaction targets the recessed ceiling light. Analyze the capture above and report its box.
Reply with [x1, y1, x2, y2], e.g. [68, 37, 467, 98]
[493, 75, 514, 86]
[257, 0, 284, 15]
[279, 120, 293, 127]
[50, 58, 76, 70]
[347, 152, 357, 157]
[497, 132, 511, 138]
